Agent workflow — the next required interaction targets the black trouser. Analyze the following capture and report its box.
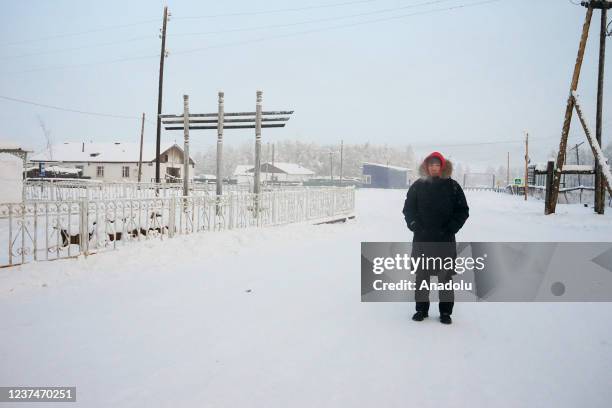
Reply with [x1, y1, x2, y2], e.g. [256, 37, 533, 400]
[415, 270, 454, 315]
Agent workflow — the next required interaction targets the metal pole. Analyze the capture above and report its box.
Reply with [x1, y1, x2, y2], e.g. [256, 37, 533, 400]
[548, 7, 593, 214]
[182, 95, 190, 197]
[216, 91, 224, 197]
[155, 6, 169, 184]
[254, 91, 263, 213]
[595, 7, 607, 214]
[138, 112, 145, 182]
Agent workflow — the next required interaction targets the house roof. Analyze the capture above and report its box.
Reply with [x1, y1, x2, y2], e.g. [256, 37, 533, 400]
[363, 162, 411, 172]
[233, 162, 315, 176]
[262, 162, 315, 175]
[29, 141, 194, 164]
[233, 165, 254, 176]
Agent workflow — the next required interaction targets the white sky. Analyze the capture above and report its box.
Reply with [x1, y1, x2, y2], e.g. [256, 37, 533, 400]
[1, 0, 611, 169]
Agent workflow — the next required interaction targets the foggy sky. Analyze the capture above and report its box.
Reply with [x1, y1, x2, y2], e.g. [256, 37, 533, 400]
[1, 0, 611, 169]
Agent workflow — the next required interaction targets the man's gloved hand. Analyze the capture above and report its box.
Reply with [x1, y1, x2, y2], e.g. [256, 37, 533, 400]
[407, 220, 422, 233]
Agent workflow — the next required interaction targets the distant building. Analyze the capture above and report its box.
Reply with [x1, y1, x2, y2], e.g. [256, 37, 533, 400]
[0, 153, 23, 203]
[29, 141, 195, 183]
[233, 162, 315, 184]
[362, 162, 411, 189]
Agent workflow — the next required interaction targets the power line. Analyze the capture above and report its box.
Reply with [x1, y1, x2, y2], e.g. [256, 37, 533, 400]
[172, 0, 392, 20]
[0, 94, 146, 120]
[174, 0, 504, 56]
[0, 36, 154, 60]
[3, 0, 503, 75]
[1, 19, 161, 47]
[170, 0, 453, 38]
[411, 135, 559, 149]
[0, 0, 399, 47]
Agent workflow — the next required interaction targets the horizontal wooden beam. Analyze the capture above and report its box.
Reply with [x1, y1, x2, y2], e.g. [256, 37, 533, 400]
[159, 110, 294, 119]
[161, 117, 290, 125]
[164, 124, 287, 130]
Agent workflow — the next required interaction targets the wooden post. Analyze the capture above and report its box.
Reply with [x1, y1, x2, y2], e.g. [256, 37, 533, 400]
[254, 91, 262, 214]
[155, 6, 169, 184]
[544, 160, 555, 211]
[595, 7, 607, 214]
[571, 92, 612, 198]
[506, 151, 510, 186]
[138, 113, 145, 183]
[182, 95, 190, 197]
[547, 7, 593, 214]
[216, 91, 224, 198]
[524, 132, 529, 200]
[340, 140, 344, 185]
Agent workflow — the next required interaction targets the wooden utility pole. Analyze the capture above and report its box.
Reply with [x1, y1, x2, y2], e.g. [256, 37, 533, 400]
[182, 95, 190, 197]
[138, 113, 145, 182]
[254, 91, 263, 212]
[547, 7, 593, 214]
[506, 151, 510, 186]
[271, 143, 275, 183]
[155, 6, 169, 184]
[340, 140, 344, 185]
[524, 132, 529, 201]
[572, 92, 612, 197]
[595, 5, 607, 213]
[216, 91, 224, 198]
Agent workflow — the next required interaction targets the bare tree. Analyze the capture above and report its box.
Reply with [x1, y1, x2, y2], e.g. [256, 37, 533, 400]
[37, 115, 53, 160]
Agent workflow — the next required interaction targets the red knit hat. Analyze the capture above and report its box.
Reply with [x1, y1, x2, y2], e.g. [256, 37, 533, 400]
[425, 151, 446, 169]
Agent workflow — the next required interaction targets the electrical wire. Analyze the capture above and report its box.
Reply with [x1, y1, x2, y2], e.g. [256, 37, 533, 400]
[170, 0, 453, 38]
[0, 95, 145, 120]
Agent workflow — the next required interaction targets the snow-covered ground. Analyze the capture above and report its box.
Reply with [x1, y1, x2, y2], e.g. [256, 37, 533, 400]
[1, 189, 611, 407]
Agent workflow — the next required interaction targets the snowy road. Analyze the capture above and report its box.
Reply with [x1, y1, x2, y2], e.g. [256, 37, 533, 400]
[1, 189, 611, 407]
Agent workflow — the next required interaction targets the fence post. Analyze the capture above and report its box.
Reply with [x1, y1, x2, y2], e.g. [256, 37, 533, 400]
[544, 160, 555, 213]
[169, 197, 176, 238]
[79, 199, 89, 257]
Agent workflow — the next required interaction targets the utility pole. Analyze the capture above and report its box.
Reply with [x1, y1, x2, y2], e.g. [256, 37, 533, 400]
[524, 132, 529, 201]
[340, 140, 344, 185]
[182, 95, 190, 197]
[506, 151, 510, 186]
[254, 90, 263, 200]
[216, 91, 224, 198]
[547, 6, 593, 214]
[329, 151, 334, 181]
[271, 143, 275, 183]
[595, 4, 607, 213]
[155, 6, 169, 184]
[138, 113, 145, 182]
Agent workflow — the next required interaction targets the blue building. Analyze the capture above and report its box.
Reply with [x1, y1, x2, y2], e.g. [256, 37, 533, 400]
[362, 162, 411, 189]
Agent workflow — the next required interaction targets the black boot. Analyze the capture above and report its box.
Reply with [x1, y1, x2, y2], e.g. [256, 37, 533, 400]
[412, 311, 428, 321]
[439, 314, 452, 325]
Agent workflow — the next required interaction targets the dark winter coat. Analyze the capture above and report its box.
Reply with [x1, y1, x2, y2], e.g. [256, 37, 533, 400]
[402, 159, 470, 276]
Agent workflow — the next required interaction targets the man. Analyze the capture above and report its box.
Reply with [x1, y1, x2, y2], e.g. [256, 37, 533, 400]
[402, 151, 469, 325]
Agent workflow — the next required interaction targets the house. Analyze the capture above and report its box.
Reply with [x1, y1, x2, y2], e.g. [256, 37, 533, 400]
[0, 153, 23, 202]
[362, 162, 411, 189]
[232, 162, 315, 184]
[29, 141, 195, 183]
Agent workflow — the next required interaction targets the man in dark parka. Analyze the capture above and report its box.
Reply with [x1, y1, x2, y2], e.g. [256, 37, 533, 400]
[402, 151, 469, 324]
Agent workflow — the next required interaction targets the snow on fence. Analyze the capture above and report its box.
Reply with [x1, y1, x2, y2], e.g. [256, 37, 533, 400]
[1, 187, 355, 267]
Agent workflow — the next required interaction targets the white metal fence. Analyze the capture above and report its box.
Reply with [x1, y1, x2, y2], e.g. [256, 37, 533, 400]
[1, 187, 355, 267]
[23, 180, 252, 201]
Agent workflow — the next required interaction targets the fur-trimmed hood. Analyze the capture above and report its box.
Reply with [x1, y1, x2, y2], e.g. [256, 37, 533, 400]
[418, 158, 454, 179]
